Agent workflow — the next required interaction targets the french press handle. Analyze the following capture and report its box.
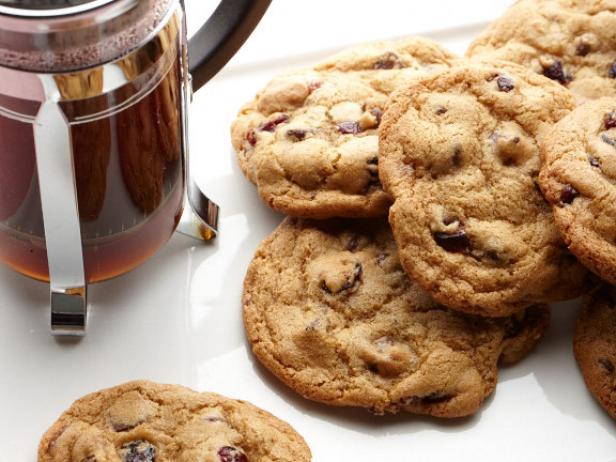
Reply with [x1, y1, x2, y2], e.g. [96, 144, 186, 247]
[188, 0, 271, 91]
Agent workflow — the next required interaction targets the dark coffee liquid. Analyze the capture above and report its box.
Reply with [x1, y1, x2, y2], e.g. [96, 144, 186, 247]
[0, 52, 185, 282]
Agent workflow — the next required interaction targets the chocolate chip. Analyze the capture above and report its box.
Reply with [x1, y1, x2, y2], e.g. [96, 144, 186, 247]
[82, 457, 96, 462]
[258, 114, 289, 132]
[370, 107, 384, 125]
[605, 111, 616, 130]
[411, 392, 453, 405]
[346, 235, 360, 252]
[599, 358, 615, 374]
[433, 230, 471, 253]
[560, 185, 579, 204]
[542, 60, 573, 85]
[609, 61, 616, 79]
[286, 129, 308, 141]
[376, 253, 388, 264]
[602, 133, 616, 148]
[204, 416, 225, 422]
[119, 440, 156, 462]
[113, 422, 140, 432]
[452, 145, 462, 166]
[589, 156, 601, 168]
[367, 156, 378, 165]
[341, 263, 363, 291]
[496, 75, 515, 92]
[576, 42, 592, 56]
[435, 107, 448, 115]
[320, 262, 363, 294]
[218, 446, 248, 462]
[337, 121, 362, 135]
[245, 130, 256, 147]
[373, 52, 402, 70]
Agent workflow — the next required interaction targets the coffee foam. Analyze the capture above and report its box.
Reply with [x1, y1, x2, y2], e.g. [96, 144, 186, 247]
[0, 0, 174, 72]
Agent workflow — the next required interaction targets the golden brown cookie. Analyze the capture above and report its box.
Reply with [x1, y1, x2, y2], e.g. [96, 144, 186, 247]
[378, 62, 591, 316]
[243, 218, 549, 418]
[539, 97, 616, 285]
[230, 37, 456, 218]
[38, 380, 311, 462]
[466, 0, 616, 102]
[574, 286, 616, 420]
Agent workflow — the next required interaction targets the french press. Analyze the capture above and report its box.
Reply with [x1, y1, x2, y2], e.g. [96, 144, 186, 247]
[0, 0, 270, 335]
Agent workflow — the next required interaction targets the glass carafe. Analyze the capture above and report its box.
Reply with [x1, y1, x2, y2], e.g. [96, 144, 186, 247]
[0, 0, 270, 334]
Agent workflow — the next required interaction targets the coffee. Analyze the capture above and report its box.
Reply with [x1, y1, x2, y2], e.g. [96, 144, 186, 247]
[0, 3, 186, 282]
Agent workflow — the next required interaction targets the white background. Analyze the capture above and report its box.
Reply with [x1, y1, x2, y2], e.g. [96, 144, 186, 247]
[0, 1, 615, 461]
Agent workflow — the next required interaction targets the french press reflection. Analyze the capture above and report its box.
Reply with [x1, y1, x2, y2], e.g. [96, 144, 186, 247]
[0, 0, 270, 335]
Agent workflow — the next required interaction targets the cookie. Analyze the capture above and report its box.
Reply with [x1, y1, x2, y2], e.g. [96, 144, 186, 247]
[378, 62, 591, 317]
[466, 0, 616, 102]
[539, 97, 616, 285]
[243, 217, 549, 418]
[230, 37, 456, 219]
[574, 286, 616, 420]
[38, 380, 311, 462]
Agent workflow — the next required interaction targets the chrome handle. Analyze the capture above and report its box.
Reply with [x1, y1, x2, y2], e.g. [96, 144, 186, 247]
[34, 96, 87, 336]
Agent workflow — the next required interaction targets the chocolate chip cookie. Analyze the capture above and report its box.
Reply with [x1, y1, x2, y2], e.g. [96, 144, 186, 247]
[574, 286, 616, 420]
[38, 380, 311, 462]
[230, 37, 456, 218]
[243, 218, 549, 418]
[539, 97, 616, 285]
[466, 0, 616, 102]
[378, 62, 591, 317]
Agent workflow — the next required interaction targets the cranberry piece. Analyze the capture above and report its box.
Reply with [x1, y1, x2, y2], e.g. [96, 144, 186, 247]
[373, 52, 402, 70]
[542, 60, 573, 85]
[599, 358, 615, 374]
[308, 81, 322, 93]
[433, 230, 471, 253]
[245, 130, 257, 147]
[286, 129, 308, 141]
[119, 440, 156, 462]
[258, 114, 289, 132]
[560, 185, 579, 204]
[609, 61, 616, 79]
[337, 121, 362, 134]
[218, 446, 248, 462]
[589, 156, 601, 168]
[605, 111, 616, 129]
[496, 75, 515, 92]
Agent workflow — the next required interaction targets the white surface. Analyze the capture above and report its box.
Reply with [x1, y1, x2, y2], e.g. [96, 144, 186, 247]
[1, 1, 615, 461]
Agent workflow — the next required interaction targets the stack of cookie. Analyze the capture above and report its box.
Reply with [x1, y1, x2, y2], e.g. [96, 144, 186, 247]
[232, 0, 616, 421]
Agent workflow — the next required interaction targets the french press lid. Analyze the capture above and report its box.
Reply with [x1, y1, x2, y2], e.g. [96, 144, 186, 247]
[0, 0, 116, 16]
